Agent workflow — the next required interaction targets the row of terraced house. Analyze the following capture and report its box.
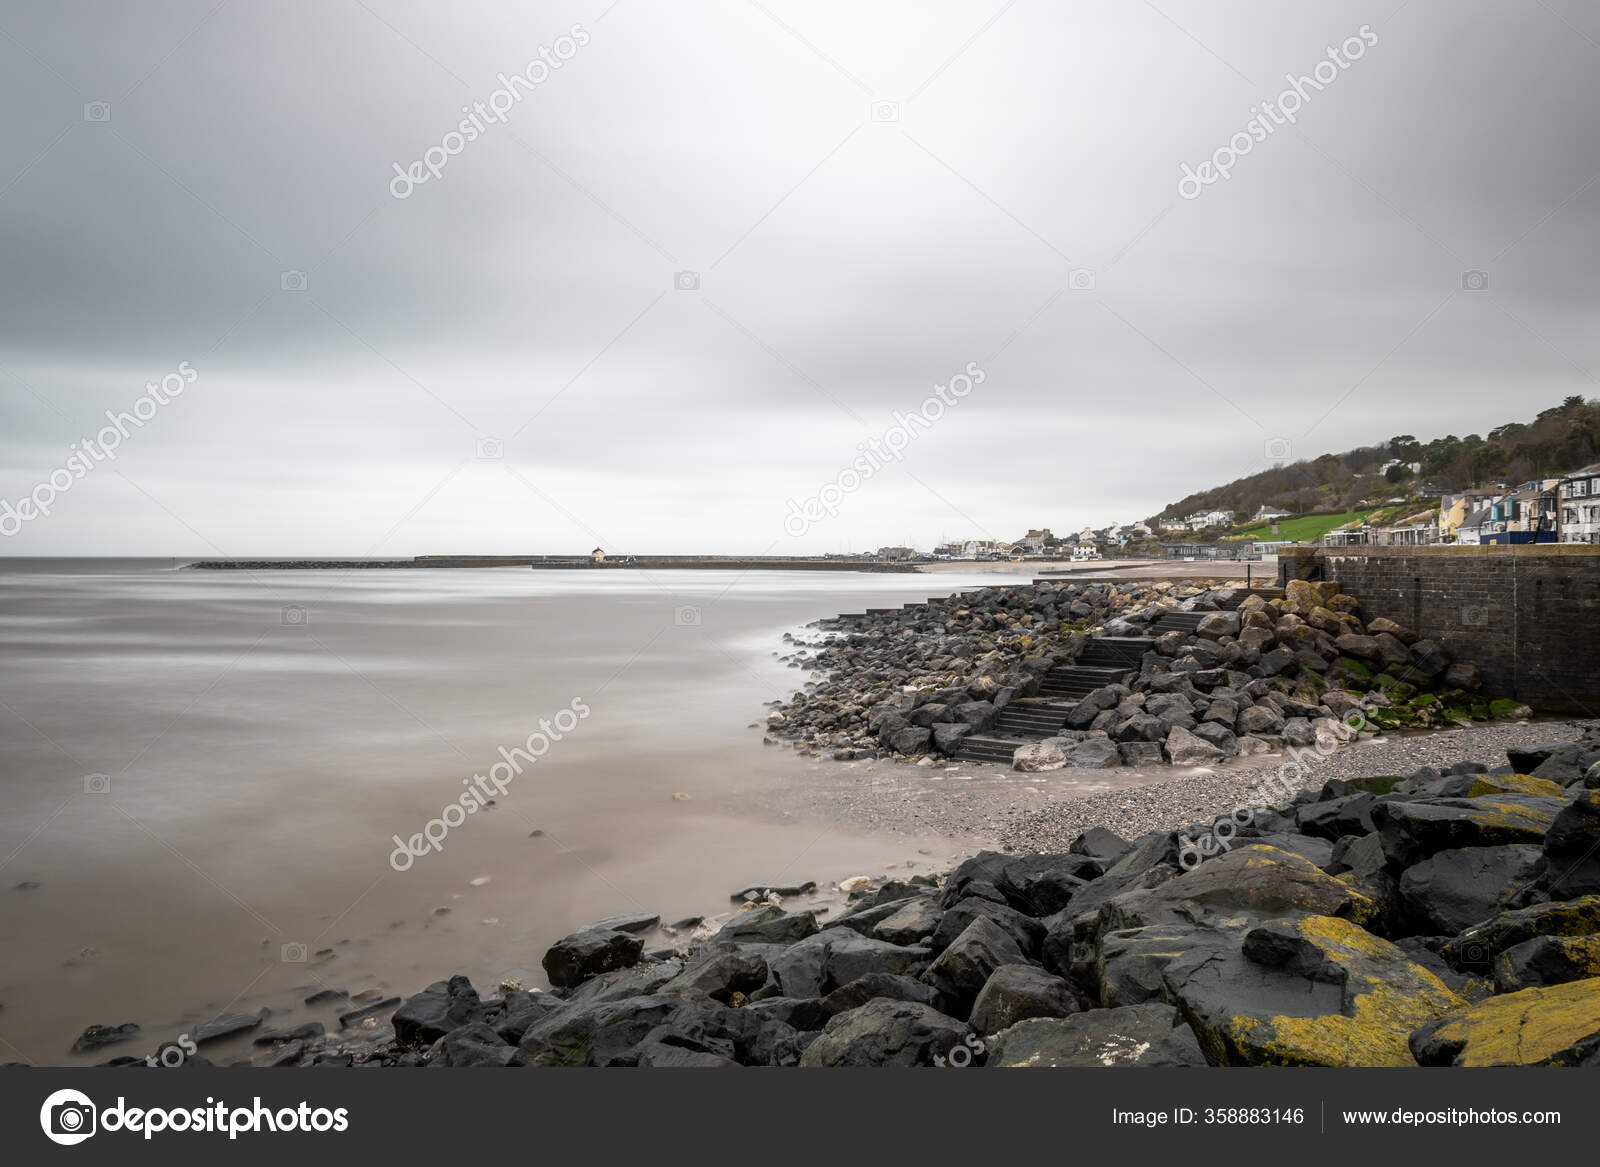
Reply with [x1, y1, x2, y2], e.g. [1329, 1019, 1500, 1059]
[1321, 462, 1600, 547]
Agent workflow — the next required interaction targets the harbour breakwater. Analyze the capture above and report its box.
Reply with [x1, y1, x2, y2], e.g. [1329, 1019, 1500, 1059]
[186, 556, 920, 571]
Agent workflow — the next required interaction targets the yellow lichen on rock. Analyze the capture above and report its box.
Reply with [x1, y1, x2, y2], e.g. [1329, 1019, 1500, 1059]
[1417, 979, 1600, 1066]
[1466, 773, 1566, 799]
[1174, 915, 1462, 1067]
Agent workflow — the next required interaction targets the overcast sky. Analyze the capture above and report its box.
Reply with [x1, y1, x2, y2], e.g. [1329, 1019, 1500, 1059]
[2, 0, 1598, 556]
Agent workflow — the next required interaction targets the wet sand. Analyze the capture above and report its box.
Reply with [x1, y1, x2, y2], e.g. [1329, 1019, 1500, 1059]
[0, 563, 1000, 1065]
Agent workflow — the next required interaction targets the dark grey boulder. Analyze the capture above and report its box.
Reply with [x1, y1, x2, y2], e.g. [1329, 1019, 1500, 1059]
[1398, 845, 1542, 935]
[986, 1003, 1206, 1067]
[1541, 791, 1600, 898]
[968, 963, 1086, 1034]
[254, 1021, 325, 1046]
[819, 973, 938, 1018]
[337, 998, 400, 1030]
[1374, 796, 1565, 867]
[392, 975, 484, 1047]
[888, 725, 932, 755]
[71, 1023, 140, 1054]
[194, 1009, 267, 1045]
[921, 917, 1028, 1011]
[871, 897, 941, 945]
[659, 949, 768, 1004]
[564, 959, 684, 1006]
[1492, 934, 1600, 993]
[429, 1022, 525, 1067]
[767, 929, 928, 999]
[586, 912, 661, 933]
[1069, 827, 1131, 863]
[1097, 923, 1219, 1008]
[798, 999, 969, 1067]
[714, 904, 819, 945]
[492, 990, 564, 1043]
[542, 927, 644, 988]
[930, 897, 1044, 958]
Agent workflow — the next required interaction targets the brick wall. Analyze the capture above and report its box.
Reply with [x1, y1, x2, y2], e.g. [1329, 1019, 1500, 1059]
[1279, 545, 1600, 715]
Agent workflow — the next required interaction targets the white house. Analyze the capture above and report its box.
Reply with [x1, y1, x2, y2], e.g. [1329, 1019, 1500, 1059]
[1184, 509, 1235, 529]
[1454, 506, 1493, 546]
[1559, 462, 1600, 544]
[1254, 505, 1292, 521]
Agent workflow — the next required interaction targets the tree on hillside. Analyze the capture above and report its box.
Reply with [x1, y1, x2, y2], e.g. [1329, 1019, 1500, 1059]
[1387, 435, 1421, 462]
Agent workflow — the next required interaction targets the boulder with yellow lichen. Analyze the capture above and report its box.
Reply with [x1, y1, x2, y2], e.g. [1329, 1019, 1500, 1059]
[1373, 794, 1567, 867]
[1441, 895, 1600, 970]
[1163, 915, 1463, 1066]
[1409, 978, 1600, 1065]
[1095, 844, 1376, 936]
[1493, 934, 1600, 993]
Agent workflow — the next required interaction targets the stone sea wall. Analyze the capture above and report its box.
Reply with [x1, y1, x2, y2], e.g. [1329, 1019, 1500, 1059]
[1282, 545, 1600, 715]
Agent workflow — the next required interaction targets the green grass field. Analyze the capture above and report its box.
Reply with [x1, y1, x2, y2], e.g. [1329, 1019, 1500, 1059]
[1225, 508, 1383, 542]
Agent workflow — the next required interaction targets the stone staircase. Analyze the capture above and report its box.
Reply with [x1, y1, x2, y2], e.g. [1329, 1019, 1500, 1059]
[955, 634, 1153, 764]
[951, 586, 1286, 766]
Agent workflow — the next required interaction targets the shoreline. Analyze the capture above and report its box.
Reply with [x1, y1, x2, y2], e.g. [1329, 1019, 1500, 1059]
[52, 717, 1598, 1069]
[184, 557, 921, 571]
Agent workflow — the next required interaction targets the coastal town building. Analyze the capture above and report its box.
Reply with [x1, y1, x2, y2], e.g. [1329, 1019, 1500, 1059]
[1454, 506, 1494, 545]
[1183, 509, 1235, 529]
[1438, 489, 1502, 540]
[1013, 528, 1065, 554]
[1559, 462, 1600, 543]
[956, 538, 1012, 559]
[590, 547, 606, 561]
[1254, 505, 1292, 521]
[1483, 480, 1560, 543]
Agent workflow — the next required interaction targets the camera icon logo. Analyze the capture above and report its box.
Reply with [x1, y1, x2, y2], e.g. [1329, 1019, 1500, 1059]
[280, 270, 308, 292]
[475, 436, 503, 460]
[1462, 269, 1489, 292]
[674, 270, 700, 291]
[870, 100, 900, 123]
[1457, 940, 1491, 967]
[674, 605, 701, 627]
[281, 941, 308, 962]
[40, 1088, 97, 1145]
[1068, 268, 1096, 291]
[1265, 436, 1293, 464]
[83, 773, 110, 795]
[82, 102, 111, 123]
[281, 604, 308, 626]
[1462, 605, 1489, 628]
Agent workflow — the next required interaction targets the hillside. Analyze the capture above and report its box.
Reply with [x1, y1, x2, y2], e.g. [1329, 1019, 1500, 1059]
[1153, 396, 1600, 526]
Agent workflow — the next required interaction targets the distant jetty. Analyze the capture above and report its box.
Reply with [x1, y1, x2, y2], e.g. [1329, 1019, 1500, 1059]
[185, 555, 919, 572]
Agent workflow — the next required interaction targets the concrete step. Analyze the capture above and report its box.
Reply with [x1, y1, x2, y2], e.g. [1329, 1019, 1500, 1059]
[954, 736, 1021, 763]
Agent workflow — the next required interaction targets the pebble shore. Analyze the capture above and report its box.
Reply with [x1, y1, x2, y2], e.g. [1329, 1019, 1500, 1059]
[998, 717, 1600, 852]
